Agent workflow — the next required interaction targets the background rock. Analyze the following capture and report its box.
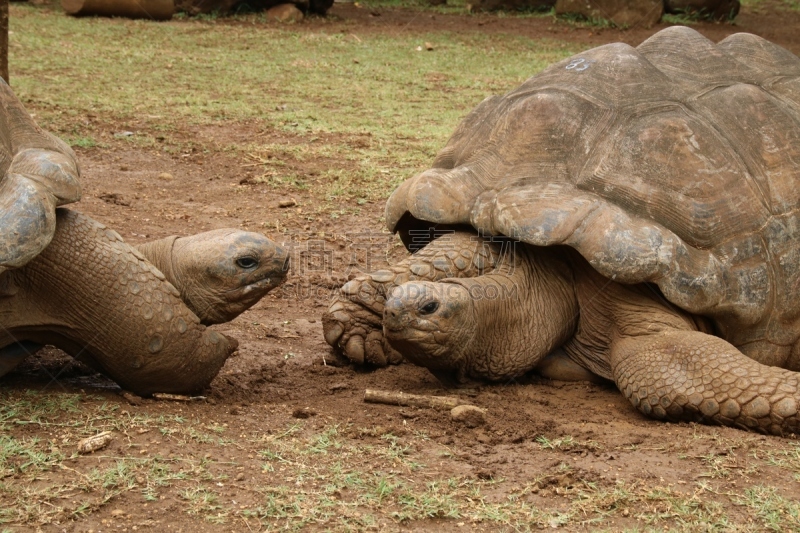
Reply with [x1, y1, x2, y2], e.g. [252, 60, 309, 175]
[664, 0, 739, 20]
[175, 0, 332, 16]
[266, 2, 304, 20]
[470, 0, 555, 13]
[555, 0, 663, 27]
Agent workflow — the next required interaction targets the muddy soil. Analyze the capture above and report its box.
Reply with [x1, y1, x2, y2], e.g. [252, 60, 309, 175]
[6, 2, 800, 531]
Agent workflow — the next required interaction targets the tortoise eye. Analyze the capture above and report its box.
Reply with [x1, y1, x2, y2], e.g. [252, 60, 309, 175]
[420, 301, 439, 315]
[236, 257, 259, 269]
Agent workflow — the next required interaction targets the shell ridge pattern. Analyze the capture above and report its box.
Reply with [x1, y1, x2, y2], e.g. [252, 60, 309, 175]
[506, 49, 675, 109]
[757, 76, 800, 116]
[502, 86, 610, 111]
[691, 88, 772, 212]
[435, 95, 505, 170]
[482, 89, 616, 189]
[676, 97, 768, 213]
[716, 32, 800, 78]
[749, 84, 800, 178]
[581, 101, 772, 246]
[636, 27, 762, 92]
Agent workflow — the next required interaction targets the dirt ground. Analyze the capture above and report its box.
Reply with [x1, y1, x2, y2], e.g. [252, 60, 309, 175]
[6, 2, 800, 531]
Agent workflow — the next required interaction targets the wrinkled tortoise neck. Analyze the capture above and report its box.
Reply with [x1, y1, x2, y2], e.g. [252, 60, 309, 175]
[136, 236, 219, 323]
[135, 236, 181, 295]
[455, 245, 579, 381]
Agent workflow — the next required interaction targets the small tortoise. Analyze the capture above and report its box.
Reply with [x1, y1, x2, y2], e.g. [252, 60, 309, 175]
[324, 27, 800, 435]
[0, 81, 288, 395]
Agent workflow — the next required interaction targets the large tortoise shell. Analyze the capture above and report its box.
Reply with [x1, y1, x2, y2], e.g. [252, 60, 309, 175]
[0, 80, 80, 274]
[386, 27, 800, 349]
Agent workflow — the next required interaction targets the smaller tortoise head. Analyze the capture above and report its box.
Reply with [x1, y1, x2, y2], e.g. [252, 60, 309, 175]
[383, 281, 476, 374]
[158, 229, 289, 325]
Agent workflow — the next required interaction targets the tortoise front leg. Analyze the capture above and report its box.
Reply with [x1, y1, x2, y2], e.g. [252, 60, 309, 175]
[322, 231, 502, 366]
[611, 331, 800, 435]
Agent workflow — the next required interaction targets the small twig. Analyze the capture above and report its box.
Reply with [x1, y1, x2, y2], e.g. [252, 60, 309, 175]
[58, 463, 93, 481]
[264, 332, 300, 339]
[151, 393, 206, 402]
[13, 420, 84, 427]
[231, 483, 264, 494]
[241, 515, 256, 532]
[364, 389, 463, 410]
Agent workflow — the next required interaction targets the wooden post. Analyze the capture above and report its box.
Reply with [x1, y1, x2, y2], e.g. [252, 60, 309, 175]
[62, 0, 175, 20]
[0, 0, 8, 84]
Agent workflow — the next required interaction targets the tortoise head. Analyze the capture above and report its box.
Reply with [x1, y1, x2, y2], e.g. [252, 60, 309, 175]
[166, 229, 289, 325]
[383, 281, 476, 375]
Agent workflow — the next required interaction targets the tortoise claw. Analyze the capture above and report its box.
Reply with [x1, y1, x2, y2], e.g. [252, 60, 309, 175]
[344, 335, 365, 364]
[322, 291, 388, 366]
[364, 330, 386, 366]
[323, 321, 344, 347]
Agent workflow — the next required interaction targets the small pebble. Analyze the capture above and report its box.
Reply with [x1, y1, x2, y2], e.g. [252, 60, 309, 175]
[120, 391, 142, 406]
[77, 431, 114, 454]
[292, 407, 316, 419]
[475, 469, 494, 480]
[450, 405, 486, 428]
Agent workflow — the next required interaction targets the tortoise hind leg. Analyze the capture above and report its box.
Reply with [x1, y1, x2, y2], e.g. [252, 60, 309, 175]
[610, 330, 800, 435]
[19, 209, 234, 395]
[322, 230, 503, 366]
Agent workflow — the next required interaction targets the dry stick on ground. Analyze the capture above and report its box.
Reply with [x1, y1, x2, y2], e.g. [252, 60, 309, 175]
[364, 389, 464, 410]
[151, 393, 206, 402]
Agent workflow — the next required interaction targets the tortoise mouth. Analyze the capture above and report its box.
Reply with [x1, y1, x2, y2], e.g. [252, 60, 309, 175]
[196, 273, 288, 325]
[383, 322, 405, 334]
[225, 272, 287, 302]
[383, 321, 440, 344]
[386, 332, 456, 370]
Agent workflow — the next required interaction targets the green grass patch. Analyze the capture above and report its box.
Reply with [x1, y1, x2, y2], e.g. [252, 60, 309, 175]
[735, 485, 800, 531]
[11, 5, 576, 133]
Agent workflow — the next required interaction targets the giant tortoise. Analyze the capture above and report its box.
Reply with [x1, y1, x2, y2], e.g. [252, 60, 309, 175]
[0, 80, 288, 395]
[324, 27, 800, 435]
